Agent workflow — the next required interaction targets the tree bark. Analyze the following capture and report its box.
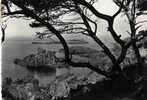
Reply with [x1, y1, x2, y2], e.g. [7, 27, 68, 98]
[1, 27, 5, 43]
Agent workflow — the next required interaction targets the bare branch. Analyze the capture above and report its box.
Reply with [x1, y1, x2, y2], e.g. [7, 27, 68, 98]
[3, 10, 24, 15]
[76, 5, 122, 72]
[2, 0, 11, 13]
[86, 16, 97, 35]
[113, 0, 125, 18]
[117, 43, 131, 64]
[68, 60, 110, 77]
[73, 0, 111, 20]
[8, 0, 111, 77]
[54, 21, 84, 25]
[59, 27, 87, 33]
[9, 0, 71, 62]
[107, 19, 125, 46]
[135, 25, 142, 31]
[74, 0, 125, 46]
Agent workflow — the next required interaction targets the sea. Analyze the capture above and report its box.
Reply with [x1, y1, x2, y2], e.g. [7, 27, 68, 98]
[1, 34, 117, 86]
[2, 40, 64, 84]
[1, 38, 99, 85]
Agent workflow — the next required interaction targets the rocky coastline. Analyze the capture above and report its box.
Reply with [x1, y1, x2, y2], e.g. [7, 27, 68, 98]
[14, 47, 59, 73]
[3, 41, 147, 100]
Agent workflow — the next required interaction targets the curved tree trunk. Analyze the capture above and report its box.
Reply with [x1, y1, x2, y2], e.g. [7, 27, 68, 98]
[1, 27, 5, 43]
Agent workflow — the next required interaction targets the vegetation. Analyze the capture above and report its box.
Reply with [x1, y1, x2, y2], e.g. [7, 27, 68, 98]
[1, 0, 147, 100]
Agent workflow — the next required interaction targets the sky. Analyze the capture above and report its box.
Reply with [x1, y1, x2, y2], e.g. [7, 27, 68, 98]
[3, 18, 41, 40]
[2, 0, 147, 41]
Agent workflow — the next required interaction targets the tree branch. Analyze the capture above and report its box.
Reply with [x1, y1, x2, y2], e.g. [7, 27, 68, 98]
[74, 0, 125, 46]
[68, 60, 110, 77]
[3, 10, 24, 15]
[2, 0, 11, 13]
[107, 18, 125, 46]
[9, 0, 110, 77]
[73, 0, 111, 20]
[112, 0, 125, 18]
[76, 5, 123, 72]
[59, 27, 87, 33]
[9, 0, 71, 62]
[85, 16, 97, 35]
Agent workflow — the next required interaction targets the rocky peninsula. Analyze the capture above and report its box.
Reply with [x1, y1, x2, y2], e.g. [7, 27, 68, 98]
[3, 40, 147, 100]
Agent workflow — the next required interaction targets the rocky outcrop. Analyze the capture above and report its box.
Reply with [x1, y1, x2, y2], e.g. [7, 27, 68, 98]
[14, 48, 58, 71]
[14, 45, 146, 74]
[2, 77, 52, 100]
[5, 45, 147, 100]
[2, 68, 105, 100]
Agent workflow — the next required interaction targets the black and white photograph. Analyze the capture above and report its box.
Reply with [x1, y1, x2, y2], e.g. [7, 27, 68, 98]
[1, 0, 147, 100]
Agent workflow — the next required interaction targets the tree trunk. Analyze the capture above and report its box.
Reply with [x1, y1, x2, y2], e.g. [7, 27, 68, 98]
[1, 27, 5, 43]
[132, 43, 144, 76]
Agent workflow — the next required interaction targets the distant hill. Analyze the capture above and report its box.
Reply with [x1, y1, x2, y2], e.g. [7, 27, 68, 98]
[32, 39, 88, 44]
[67, 39, 88, 44]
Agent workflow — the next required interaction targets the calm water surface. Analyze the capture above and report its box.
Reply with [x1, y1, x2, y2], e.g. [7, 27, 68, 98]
[2, 40, 96, 85]
[2, 40, 63, 85]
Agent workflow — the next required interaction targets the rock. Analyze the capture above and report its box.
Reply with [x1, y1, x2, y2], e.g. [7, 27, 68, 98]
[49, 80, 70, 98]
[14, 48, 58, 72]
[14, 58, 27, 66]
[2, 78, 41, 100]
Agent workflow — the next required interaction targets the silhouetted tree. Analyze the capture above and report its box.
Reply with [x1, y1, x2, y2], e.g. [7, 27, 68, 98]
[1, 22, 7, 43]
[2, 0, 147, 90]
